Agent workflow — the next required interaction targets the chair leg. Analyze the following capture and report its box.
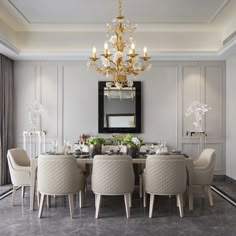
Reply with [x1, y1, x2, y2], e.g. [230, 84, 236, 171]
[128, 193, 132, 208]
[38, 193, 45, 218]
[124, 194, 130, 218]
[21, 186, 25, 199]
[79, 190, 85, 208]
[143, 181, 146, 207]
[188, 186, 193, 211]
[95, 194, 101, 219]
[177, 193, 184, 218]
[149, 194, 155, 218]
[206, 185, 214, 206]
[46, 195, 51, 208]
[11, 186, 17, 206]
[37, 191, 40, 207]
[139, 174, 143, 198]
[68, 194, 74, 219]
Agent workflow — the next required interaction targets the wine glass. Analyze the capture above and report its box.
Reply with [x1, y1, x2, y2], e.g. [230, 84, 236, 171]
[52, 140, 58, 153]
[117, 141, 123, 154]
[79, 140, 85, 154]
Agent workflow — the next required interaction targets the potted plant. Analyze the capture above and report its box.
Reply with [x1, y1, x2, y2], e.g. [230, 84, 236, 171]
[86, 136, 105, 158]
[113, 134, 142, 158]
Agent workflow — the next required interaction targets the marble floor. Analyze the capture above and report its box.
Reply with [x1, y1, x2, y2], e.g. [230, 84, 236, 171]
[0, 183, 236, 236]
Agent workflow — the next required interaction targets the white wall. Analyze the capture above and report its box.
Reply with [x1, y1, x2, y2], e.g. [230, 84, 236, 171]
[226, 55, 236, 180]
[14, 60, 225, 174]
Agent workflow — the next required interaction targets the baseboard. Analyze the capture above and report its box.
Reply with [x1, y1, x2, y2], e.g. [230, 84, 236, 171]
[214, 175, 236, 183]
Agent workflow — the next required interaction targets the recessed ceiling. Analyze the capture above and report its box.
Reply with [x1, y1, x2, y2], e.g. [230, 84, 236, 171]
[8, 0, 228, 24]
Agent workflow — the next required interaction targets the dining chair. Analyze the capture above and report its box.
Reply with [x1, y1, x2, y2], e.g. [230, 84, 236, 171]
[92, 155, 135, 218]
[143, 155, 187, 218]
[193, 149, 216, 206]
[7, 148, 31, 206]
[37, 155, 85, 218]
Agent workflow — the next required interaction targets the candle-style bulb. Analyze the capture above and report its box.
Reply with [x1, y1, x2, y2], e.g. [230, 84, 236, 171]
[104, 42, 108, 55]
[143, 47, 147, 57]
[92, 46, 96, 54]
[92, 46, 96, 59]
[131, 43, 135, 50]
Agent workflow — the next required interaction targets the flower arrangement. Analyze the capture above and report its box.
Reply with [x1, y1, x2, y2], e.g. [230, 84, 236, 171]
[186, 101, 211, 132]
[86, 136, 105, 145]
[113, 134, 142, 147]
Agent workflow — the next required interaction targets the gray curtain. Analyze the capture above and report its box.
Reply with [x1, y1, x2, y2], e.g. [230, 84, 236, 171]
[0, 54, 14, 185]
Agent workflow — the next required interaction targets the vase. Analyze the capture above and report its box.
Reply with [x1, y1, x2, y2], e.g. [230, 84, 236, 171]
[89, 144, 102, 158]
[127, 145, 139, 158]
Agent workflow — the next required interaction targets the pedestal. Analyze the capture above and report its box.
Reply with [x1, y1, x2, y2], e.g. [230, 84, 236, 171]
[23, 130, 46, 158]
[186, 131, 207, 155]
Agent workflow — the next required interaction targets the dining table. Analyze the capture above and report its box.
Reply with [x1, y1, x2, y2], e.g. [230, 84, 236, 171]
[30, 155, 193, 211]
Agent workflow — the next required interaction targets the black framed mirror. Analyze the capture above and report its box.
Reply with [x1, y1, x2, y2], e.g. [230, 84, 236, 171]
[98, 81, 141, 133]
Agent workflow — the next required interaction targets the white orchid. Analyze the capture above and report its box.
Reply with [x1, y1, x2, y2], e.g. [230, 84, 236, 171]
[186, 101, 211, 131]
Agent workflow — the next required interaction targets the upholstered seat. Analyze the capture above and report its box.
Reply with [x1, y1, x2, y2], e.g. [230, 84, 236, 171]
[37, 155, 85, 218]
[7, 148, 31, 206]
[143, 155, 187, 218]
[193, 149, 216, 206]
[92, 155, 135, 218]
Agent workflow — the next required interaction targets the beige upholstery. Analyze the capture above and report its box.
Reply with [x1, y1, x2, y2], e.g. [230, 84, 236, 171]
[7, 148, 31, 206]
[193, 149, 216, 206]
[37, 155, 85, 218]
[92, 155, 135, 218]
[143, 155, 187, 218]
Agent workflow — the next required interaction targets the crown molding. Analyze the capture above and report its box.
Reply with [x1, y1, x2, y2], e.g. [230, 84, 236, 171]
[0, 35, 236, 61]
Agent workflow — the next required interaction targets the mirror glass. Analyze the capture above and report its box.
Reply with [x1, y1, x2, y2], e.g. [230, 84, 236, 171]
[98, 81, 141, 133]
[104, 87, 136, 128]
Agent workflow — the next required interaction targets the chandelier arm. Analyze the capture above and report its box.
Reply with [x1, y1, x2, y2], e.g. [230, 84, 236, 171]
[87, 0, 151, 86]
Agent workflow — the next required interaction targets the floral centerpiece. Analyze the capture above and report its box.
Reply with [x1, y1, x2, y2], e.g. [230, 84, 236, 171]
[86, 136, 105, 158]
[113, 134, 142, 157]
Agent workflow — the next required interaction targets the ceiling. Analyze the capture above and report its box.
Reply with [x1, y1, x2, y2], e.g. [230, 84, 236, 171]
[8, 0, 228, 24]
[1, 0, 236, 60]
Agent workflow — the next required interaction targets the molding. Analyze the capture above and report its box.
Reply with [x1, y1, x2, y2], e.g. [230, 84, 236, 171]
[0, 35, 19, 54]
[1, 36, 236, 60]
[207, 0, 230, 23]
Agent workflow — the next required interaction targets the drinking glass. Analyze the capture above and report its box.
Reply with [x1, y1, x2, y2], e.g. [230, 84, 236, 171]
[52, 140, 58, 153]
[118, 141, 123, 154]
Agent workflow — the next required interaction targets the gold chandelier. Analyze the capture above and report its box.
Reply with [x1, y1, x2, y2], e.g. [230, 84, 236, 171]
[87, 0, 151, 87]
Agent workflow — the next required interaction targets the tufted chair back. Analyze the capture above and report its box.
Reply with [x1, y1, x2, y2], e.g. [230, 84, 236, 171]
[145, 155, 186, 195]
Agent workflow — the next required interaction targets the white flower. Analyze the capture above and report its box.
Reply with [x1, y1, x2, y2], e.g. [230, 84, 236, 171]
[127, 80, 133, 87]
[115, 82, 123, 89]
[109, 35, 117, 45]
[132, 137, 141, 145]
[87, 60, 92, 68]
[106, 82, 113, 89]
[133, 61, 141, 70]
[102, 57, 110, 68]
